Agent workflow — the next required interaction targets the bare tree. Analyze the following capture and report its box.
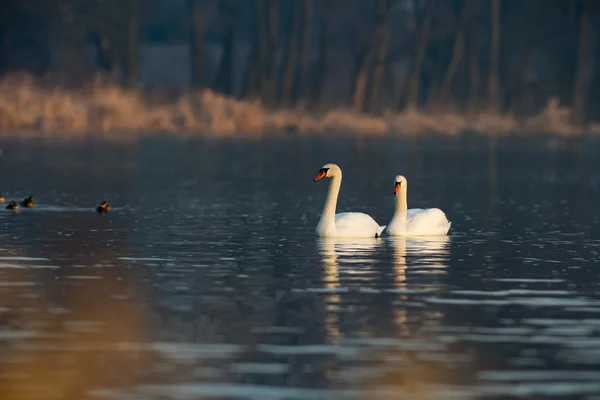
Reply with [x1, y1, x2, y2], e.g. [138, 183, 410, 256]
[298, 0, 313, 104]
[368, 0, 392, 114]
[256, 0, 279, 104]
[439, 0, 471, 105]
[212, 1, 238, 95]
[488, 0, 501, 111]
[467, 1, 481, 114]
[256, 0, 270, 99]
[404, 0, 434, 110]
[313, 12, 329, 108]
[572, 0, 590, 126]
[351, 1, 379, 112]
[126, 0, 140, 88]
[282, 0, 302, 105]
[352, 51, 373, 111]
[188, 0, 205, 88]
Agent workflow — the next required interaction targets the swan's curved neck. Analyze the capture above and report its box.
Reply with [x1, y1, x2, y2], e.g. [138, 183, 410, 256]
[395, 188, 408, 221]
[321, 175, 342, 221]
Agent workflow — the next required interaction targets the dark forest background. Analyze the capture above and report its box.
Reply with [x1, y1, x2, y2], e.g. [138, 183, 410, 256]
[1, 0, 599, 126]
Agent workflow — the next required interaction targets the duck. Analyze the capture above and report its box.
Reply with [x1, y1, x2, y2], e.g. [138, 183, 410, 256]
[384, 175, 451, 236]
[313, 163, 386, 238]
[96, 201, 112, 214]
[6, 201, 19, 211]
[0, 193, 5, 202]
[20, 196, 34, 208]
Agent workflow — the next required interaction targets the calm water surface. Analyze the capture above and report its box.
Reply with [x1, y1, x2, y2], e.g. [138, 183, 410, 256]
[1, 134, 600, 400]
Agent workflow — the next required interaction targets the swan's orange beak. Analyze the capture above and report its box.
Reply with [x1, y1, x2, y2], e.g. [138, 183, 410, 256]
[313, 169, 327, 182]
[394, 182, 400, 195]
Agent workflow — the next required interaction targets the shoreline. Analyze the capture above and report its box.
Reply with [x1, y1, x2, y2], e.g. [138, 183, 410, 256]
[1, 75, 598, 138]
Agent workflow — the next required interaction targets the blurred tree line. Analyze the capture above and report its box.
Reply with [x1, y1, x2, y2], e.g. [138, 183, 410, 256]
[1, 0, 599, 125]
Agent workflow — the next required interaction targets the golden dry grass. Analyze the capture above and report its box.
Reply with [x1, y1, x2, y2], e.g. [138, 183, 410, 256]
[1, 73, 598, 138]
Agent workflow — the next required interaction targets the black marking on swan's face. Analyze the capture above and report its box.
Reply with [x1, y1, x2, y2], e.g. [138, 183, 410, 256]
[313, 167, 330, 182]
[394, 176, 407, 195]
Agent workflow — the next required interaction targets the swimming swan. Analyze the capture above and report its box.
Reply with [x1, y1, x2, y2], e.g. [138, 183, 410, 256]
[313, 163, 386, 238]
[384, 175, 451, 236]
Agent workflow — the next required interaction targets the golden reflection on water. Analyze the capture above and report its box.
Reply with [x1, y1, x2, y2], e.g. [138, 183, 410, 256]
[388, 236, 409, 336]
[316, 237, 341, 340]
[0, 246, 145, 400]
[316, 236, 450, 342]
[316, 237, 382, 340]
[387, 236, 451, 336]
[352, 235, 450, 400]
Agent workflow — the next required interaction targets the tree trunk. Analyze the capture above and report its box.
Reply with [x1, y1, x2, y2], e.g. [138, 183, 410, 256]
[98, 30, 119, 82]
[439, 31, 463, 104]
[586, 5, 600, 124]
[126, 0, 140, 88]
[110, 44, 120, 82]
[298, 0, 313, 103]
[1, 28, 11, 73]
[572, 0, 589, 127]
[488, 0, 501, 111]
[244, 57, 258, 98]
[256, 0, 270, 100]
[467, 8, 480, 115]
[189, 0, 204, 88]
[352, 1, 379, 112]
[265, 0, 279, 104]
[404, 0, 434, 110]
[555, 3, 579, 113]
[352, 50, 373, 112]
[213, 33, 234, 95]
[439, 0, 470, 104]
[256, 0, 278, 104]
[245, 3, 261, 98]
[212, 2, 237, 96]
[313, 18, 329, 108]
[282, 1, 302, 105]
[368, 0, 392, 114]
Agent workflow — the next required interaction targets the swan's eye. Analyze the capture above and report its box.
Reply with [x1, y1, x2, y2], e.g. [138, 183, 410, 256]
[321, 168, 329, 175]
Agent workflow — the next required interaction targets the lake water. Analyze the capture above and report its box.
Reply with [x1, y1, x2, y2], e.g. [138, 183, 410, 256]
[1, 134, 600, 400]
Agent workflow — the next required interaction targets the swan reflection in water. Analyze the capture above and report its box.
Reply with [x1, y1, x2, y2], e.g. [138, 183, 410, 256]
[316, 236, 450, 338]
[386, 236, 450, 334]
[316, 237, 383, 339]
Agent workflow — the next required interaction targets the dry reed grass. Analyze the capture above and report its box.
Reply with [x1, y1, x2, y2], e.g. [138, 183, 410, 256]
[1, 73, 599, 138]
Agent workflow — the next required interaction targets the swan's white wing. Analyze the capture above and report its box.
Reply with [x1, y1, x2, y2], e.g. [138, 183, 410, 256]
[407, 208, 425, 218]
[406, 208, 451, 235]
[334, 212, 383, 238]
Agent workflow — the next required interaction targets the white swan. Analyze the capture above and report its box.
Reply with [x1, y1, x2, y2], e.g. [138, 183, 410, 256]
[385, 175, 451, 236]
[313, 163, 386, 238]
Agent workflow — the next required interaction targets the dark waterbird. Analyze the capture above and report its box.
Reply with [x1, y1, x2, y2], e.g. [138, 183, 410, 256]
[20, 196, 34, 208]
[97, 201, 112, 215]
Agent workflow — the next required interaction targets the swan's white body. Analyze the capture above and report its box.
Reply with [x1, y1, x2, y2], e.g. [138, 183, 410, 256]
[314, 164, 386, 238]
[317, 212, 385, 238]
[385, 175, 451, 236]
